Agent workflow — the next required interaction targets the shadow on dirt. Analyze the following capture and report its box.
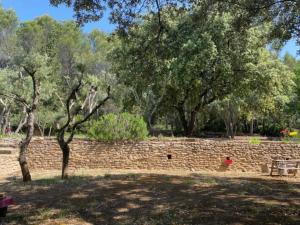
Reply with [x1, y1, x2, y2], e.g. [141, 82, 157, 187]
[1, 173, 300, 225]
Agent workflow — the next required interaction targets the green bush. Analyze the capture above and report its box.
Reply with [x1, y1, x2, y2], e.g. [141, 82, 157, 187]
[258, 124, 284, 137]
[87, 113, 148, 141]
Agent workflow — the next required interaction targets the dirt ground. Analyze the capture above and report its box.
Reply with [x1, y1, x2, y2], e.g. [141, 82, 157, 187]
[0, 169, 299, 225]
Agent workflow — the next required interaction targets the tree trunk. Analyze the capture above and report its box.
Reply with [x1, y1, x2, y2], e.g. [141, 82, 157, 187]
[229, 122, 235, 139]
[176, 105, 188, 136]
[61, 143, 70, 179]
[224, 120, 235, 139]
[48, 126, 52, 137]
[146, 114, 153, 134]
[250, 118, 254, 135]
[0, 100, 8, 133]
[57, 131, 70, 179]
[19, 144, 32, 182]
[1, 107, 10, 134]
[186, 111, 197, 137]
[225, 122, 229, 138]
[18, 68, 39, 183]
[15, 113, 28, 134]
[19, 111, 35, 182]
[37, 123, 43, 136]
[222, 101, 238, 139]
[56, 83, 110, 180]
[176, 106, 198, 137]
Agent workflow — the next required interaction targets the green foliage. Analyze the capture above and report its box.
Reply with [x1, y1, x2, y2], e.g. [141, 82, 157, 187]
[0, 4, 299, 138]
[110, 6, 272, 135]
[0, 133, 22, 139]
[32, 176, 88, 186]
[87, 113, 148, 141]
[259, 124, 284, 137]
[49, 0, 300, 48]
[248, 137, 261, 145]
[0, 6, 120, 137]
[212, 49, 295, 137]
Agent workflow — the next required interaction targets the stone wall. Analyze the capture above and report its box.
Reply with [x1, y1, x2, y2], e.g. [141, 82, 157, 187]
[0, 139, 19, 177]
[24, 138, 300, 172]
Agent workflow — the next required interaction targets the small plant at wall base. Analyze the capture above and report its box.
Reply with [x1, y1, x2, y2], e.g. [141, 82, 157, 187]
[87, 113, 148, 142]
[249, 137, 261, 145]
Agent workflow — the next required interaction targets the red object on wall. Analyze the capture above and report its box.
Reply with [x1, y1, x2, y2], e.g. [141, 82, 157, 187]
[224, 159, 233, 165]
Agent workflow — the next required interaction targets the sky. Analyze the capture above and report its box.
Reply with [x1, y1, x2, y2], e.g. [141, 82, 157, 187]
[1, 0, 115, 33]
[1, 0, 299, 59]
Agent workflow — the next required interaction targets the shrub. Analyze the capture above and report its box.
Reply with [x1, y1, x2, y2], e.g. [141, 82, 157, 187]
[87, 113, 148, 141]
[289, 131, 298, 137]
[259, 124, 283, 137]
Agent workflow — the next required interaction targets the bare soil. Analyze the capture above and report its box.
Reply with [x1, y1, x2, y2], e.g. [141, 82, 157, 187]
[1, 169, 299, 225]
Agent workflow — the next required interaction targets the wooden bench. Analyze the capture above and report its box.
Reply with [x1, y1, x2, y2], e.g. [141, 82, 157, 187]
[270, 160, 300, 176]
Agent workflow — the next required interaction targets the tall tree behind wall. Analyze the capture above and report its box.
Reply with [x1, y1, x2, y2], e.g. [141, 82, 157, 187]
[110, 7, 270, 136]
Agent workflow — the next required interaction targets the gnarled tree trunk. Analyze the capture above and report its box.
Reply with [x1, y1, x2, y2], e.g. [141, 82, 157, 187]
[57, 129, 70, 179]
[19, 110, 35, 182]
[57, 82, 110, 180]
[18, 68, 39, 182]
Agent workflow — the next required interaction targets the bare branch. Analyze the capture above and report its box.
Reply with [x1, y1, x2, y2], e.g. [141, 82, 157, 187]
[59, 81, 83, 133]
[0, 92, 29, 108]
[66, 86, 111, 143]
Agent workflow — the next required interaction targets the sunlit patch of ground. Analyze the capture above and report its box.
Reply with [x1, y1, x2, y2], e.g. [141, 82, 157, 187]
[1, 169, 299, 225]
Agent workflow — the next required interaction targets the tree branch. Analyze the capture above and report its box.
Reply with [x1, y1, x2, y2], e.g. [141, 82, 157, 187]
[0, 92, 29, 108]
[66, 86, 111, 143]
[59, 81, 83, 133]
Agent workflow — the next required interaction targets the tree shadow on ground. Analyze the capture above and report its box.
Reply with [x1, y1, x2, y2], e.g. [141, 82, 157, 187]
[1, 173, 300, 225]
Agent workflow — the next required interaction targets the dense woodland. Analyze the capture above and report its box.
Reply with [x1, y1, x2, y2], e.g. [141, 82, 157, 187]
[1, 1, 300, 180]
[1, 3, 300, 138]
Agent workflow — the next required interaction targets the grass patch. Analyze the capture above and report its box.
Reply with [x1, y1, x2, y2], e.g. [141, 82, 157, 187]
[6, 212, 27, 224]
[282, 136, 300, 143]
[160, 175, 172, 182]
[249, 137, 261, 145]
[58, 209, 72, 219]
[0, 133, 22, 139]
[32, 176, 88, 186]
[35, 207, 54, 220]
[103, 173, 140, 180]
[201, 176, 218, 184]
[183, 178, 196, 185]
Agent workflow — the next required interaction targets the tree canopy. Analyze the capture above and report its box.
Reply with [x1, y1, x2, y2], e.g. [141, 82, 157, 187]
[49, 0, 300, 44]
[0, 3, 299, 138]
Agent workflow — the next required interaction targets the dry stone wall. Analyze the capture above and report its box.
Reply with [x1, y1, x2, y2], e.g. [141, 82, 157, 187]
[24, 138, 300, 172]
[0, 139, 19, 177]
